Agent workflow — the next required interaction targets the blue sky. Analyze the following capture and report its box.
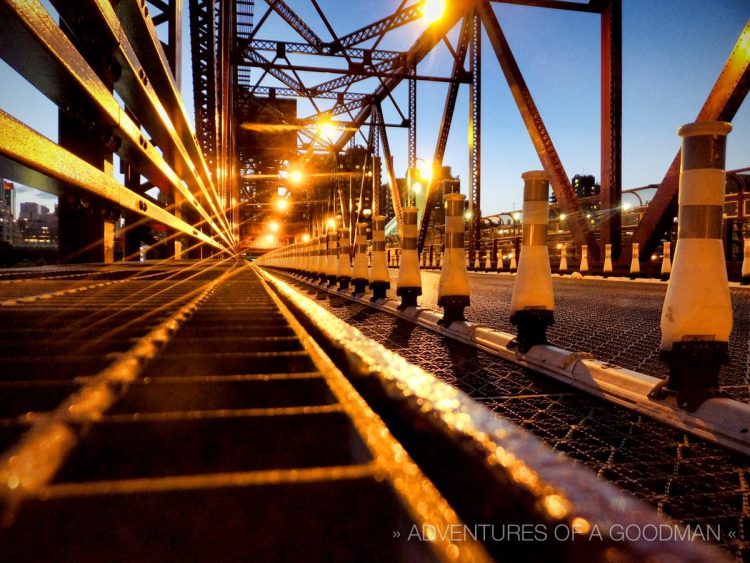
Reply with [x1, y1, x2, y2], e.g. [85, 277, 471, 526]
[1, 0, 748, 216]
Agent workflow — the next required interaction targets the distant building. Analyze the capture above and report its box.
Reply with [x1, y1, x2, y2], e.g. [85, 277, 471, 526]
[0, 180, 18, 245]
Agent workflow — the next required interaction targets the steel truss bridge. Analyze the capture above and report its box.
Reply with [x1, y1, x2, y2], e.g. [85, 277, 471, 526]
[0, 1, 749, 560]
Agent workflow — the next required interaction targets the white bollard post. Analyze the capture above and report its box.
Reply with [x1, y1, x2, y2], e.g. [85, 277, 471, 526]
[579, 244, 589, 275]
[337, 228, 351, 290]
[396, 207, 422, 310]
[603, 243, 613, 277]
[484, 249, 491, 272]
[316, 236, 327, 284]
[559, 245, 568, 274]
[510, 171, 554, 351]
[369, 215, 390, 301]
[473, 251, 481, 272]
[438, 194, 471, 325]
[661, 241, 672, 281]
[352, 222, 369, 295]
[629, 242, 640, 279]
[742, 239, 750, 285]
[652, 121, 733, 410]
[509, 248, 517, 273]
[326, 227, 338, 286]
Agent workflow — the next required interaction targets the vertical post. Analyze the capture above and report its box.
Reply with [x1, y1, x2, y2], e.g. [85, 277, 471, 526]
[396, 207, 422, 310]
[510, 171, 554, 352]
[600, 0, 622, 260]
[661, 241, 672, 281]
[652, 121, 732, 410]
[438, 193, 471, 325]
[369, 215, 390, 301]
[408, 73, 417, 207]
[352, 222, 369, 294]
[469, 10, 482, 265]
[326, 225, 338, 286]
[337, 227, 351, 290]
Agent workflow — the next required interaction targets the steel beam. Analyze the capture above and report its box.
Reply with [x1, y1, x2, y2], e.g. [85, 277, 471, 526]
[490, 0, 602, 13]
[264, 0, 326, 52]
[477, 2, 598, 258]
[408, 73, 416, 206]
[599, 0, 622, 260]
[247, 39, 403, 60]
[334, 2, 422, 49]
[375, 104, 402, 230]
[632, 19, 750, 259]
[190, 0, 218, 170]
[417, 16, 472, 252]
[0, 110, 227, 253]
[469, 11, 482, 255]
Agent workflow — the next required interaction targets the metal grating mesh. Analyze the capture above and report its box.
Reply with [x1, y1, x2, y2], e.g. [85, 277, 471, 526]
[380, 271, 750, 403]
[299, 284, 750, 559]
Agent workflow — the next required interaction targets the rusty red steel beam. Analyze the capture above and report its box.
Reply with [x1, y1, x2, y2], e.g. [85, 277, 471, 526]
[631, 19, 750, 260]
[599, 0, 622, 260]
[477, 1, 599, 258]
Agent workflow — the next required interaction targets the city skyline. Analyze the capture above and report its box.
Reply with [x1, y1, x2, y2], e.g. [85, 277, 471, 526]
[0, 1, 748, 217]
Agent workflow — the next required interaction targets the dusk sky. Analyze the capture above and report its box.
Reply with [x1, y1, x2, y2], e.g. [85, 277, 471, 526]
[0, 0, 748, 216]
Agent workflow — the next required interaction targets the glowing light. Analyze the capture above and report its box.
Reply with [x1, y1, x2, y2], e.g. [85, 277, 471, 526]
[275, 198, 289, 211]
[412, 181, 423, 194]
[290, 170, 303, 184]
[586, 213, 591, 219]
[362, 209, 372, 217]
[464, 210, 473, 220]
[623, 202, 632, 211]
[556, 243, 563, 250]
[326, 217, 337, 229]
[559, 213, 567, 221]
[651, 254, 658, 261]
[512, 212, 521, 221]
[301, 233, 311, 243]
[318, 120, 336, 141]
[268, 221, 280, 233]
[416, 159, 433, 181]
[420, 0, 445, 23]
[265, 234, 275, 245]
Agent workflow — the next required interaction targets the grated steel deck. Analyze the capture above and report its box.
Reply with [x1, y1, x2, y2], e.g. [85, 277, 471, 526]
[381, 270, 750, 403]
[286, 277, 750, 560]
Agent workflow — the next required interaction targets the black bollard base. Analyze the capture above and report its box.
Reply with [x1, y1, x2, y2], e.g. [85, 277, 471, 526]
[326, 275, 337, 287]
[650, 341, 729, 411]
[509, 309, 555, 353]
[742, 275, 750, 286]
[369, 281, 390, 302]
[396, 287, 421, 310]
[438, 295, 470, 327]
[337, 277, 350, 291]
[629, 272, 640, 280]
[318, 273, 328, 284]
[352, 278, 367, 296]
[660, 273, 670, 282]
